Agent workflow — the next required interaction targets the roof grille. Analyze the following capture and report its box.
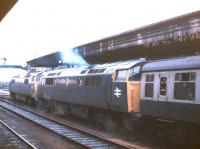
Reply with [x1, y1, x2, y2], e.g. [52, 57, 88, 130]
[80, 70, 88, 74]
[88, 69, 106, 74]
[47, 73, 56, 76]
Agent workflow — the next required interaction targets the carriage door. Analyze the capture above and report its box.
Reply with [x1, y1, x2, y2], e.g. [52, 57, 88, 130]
[158, 72, 169, 100]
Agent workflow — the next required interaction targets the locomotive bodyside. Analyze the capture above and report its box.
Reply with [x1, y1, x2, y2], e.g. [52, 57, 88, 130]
[37, 59, 145, 116]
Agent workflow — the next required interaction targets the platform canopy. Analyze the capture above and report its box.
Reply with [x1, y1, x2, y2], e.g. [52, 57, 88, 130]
[0, 65, 25, 69]
[27, 10, 200, 67]
[76, 10, 200, 63]
[26, 51, 87, 68]
[26, 51, 62, 68]
[0, 0, 17, 22]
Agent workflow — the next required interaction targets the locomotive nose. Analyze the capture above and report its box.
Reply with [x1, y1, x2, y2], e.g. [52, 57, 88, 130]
[111, 81, 140, 113]
[111, 82, 127, 112]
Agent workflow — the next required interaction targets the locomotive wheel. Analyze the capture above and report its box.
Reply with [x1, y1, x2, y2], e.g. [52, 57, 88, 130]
[104, 114, 117, 132]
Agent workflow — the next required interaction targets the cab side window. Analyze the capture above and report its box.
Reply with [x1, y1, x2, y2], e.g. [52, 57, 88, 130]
[129, 66, 141, 81]
[115, 70, 128, 81]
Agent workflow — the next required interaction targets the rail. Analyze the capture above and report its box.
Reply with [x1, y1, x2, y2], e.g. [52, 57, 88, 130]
[0, 98, 132, 149]
[0, 120, 37, 149]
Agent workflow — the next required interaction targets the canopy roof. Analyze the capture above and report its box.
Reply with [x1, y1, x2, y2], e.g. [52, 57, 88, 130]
[0, 0, 17, 22]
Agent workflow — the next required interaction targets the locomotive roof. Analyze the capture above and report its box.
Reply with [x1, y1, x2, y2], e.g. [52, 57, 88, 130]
[141, 55, 200, 72]
[93, 58, 145, 69]
[43, 58, 145, 78]
[12, 71, 41, 79]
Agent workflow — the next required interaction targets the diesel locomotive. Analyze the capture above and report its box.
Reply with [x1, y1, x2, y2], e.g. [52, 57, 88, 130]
[9, 55, 200, 145]
[10, 58, 145, 126]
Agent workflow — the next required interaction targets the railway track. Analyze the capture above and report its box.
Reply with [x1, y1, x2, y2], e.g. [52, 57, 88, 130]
[0, 97, 132, 149]
[0, 119, 37, 149]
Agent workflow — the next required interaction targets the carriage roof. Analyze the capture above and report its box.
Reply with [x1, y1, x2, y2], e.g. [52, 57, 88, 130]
[141, 55, 200, 72]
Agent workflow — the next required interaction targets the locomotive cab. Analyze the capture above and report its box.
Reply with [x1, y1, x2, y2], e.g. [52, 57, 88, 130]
[111, 65, 142, 113]
[9, 71, 41, 105]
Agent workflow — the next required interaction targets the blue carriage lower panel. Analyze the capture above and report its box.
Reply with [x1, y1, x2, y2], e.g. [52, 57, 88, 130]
[140, 100, 200, 124]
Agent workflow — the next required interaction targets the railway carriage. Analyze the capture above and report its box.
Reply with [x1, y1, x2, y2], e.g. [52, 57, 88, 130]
[139, 55, 200, 146]
[140, 55, 200, 124]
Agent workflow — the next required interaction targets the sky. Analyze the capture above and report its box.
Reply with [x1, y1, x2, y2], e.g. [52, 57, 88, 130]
[0, 67, 27, 83]
[0, 0, 200, 65]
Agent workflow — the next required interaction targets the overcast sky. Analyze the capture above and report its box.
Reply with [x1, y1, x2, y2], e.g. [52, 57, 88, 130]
[0, 0, 200, 65]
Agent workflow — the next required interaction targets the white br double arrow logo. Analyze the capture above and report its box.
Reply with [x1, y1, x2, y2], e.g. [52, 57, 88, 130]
[114, 87, 122, 98]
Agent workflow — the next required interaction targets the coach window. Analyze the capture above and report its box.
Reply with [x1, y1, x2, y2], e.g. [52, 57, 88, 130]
[160, 77, 167, 96]
[174, 72, 196, 101]
[115, 69, 128, 81]
[145, 74, 154, 98]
